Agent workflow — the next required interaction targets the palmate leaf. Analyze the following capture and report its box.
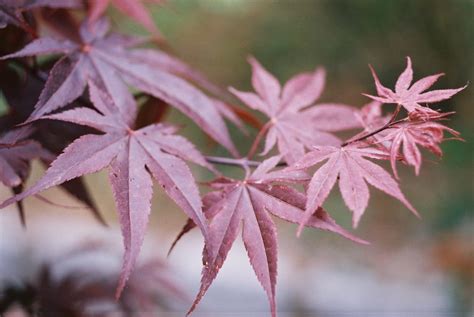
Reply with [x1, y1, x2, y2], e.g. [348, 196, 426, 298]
[0, 18, 238, 156]
[230, 57, 361, 164]
[0, 127, 53, 224]
[292, 144, 418, 233]
[364, 56, 466, 114]
[377, 121, 461, 179]
[0, 81, 210, 297]
[171, 156, 367, 317]
[354, 102, 462, 179]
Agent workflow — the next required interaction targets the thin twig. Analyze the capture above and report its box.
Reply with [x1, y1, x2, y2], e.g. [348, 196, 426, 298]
[205, 156, 287, 168]
[342, 104, 402, 147]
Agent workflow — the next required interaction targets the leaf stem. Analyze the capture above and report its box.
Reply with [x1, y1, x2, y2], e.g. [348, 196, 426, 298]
[246, 121, 272, 159]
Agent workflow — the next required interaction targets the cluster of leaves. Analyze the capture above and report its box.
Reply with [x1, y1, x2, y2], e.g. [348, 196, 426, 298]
[0, 1, 466, 316]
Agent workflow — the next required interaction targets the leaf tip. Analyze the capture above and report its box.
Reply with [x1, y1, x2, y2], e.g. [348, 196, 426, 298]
[296, 223, 304, 238]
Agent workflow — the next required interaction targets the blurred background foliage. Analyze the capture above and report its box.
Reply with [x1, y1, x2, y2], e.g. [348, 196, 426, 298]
[0, 0, 472, 316]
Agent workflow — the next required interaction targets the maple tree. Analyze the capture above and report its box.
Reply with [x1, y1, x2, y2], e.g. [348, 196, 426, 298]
[0, 1, 466, 316]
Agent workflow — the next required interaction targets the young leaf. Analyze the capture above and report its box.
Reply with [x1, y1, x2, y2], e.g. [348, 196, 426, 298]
[1, 18, 238, 155]
[377, 121, 461, 178]
[293, 144, 418, 232]
[0, 81, 209, 297]
[364, 56, 466, 114]
[230, 57, 360, 164]
[183, 156, 366, 316]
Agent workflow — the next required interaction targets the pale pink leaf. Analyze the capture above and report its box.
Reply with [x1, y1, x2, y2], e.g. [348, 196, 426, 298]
[366, 57, 466, 114]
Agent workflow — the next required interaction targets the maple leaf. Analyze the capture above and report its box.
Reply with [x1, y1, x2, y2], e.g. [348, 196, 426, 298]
[230, 57, 360, 164]
[182, 156, 367, 316]
[0, 81, 210, 297]
[364, 56, 466, 114]
[0, 127, 52, 225]
[87, 0, 164, 37]
[293, 144, 418, 232]
[377, 121, 461, 179]
[354, 101, 462, 179]
[0, 17, 238, 155]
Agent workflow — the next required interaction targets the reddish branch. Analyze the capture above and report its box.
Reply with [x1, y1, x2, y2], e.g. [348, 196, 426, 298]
[341, 104, 402, 147]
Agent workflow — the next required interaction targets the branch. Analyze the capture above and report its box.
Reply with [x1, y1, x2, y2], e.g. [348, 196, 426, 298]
[205, 156, 288, 168]
[342, 104, 402, 147]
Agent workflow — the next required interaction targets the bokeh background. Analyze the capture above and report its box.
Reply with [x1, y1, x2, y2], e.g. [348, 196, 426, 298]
[1, 0, 473, 316]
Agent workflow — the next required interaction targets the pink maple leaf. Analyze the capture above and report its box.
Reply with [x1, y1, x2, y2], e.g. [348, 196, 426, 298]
[171, 156, 367, 317]
[364, 56, 466, 114]
[230, 57, 361, 164]
[292, 144, 418, 232]
[378, 121, 461, 179]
